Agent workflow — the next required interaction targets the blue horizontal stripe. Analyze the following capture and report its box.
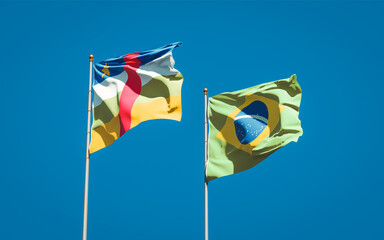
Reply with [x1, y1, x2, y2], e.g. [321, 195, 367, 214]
[93, 57, 126, 84]
[137, 42, 182, 66]
[93, 42, 182, 84]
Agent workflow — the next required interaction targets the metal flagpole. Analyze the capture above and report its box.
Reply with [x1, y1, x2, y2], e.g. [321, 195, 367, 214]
[83, 54, 94, 240]
[204, 88, 208, 240]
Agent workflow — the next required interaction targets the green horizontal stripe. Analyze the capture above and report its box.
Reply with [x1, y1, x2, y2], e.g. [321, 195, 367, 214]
[92, 91, 121, 130]
[137, 73, 183, 104]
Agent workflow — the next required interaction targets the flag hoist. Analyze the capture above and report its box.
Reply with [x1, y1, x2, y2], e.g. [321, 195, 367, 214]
[204, 88, 209, 240]
[83, 54, 93, 240]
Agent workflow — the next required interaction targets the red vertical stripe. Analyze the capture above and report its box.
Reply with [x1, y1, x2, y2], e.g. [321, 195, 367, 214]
[118, 53, 142, 136]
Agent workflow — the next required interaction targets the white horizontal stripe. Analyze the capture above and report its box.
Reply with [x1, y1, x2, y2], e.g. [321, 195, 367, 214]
[93, 71, 128, 108]
[234, 115, 268, 124]
[136, 69, 160, 86]
[138, 52, 180, 86]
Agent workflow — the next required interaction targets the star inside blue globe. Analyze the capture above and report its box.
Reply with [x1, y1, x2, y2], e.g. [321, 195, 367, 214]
[234, 101, 269, 144]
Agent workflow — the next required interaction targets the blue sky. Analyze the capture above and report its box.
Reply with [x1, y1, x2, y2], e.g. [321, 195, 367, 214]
[1, 1, 383, 239]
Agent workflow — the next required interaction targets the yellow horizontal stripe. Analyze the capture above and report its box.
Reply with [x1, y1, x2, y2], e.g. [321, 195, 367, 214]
[130, 95, 181, 129]
[90, 114, 121, 153]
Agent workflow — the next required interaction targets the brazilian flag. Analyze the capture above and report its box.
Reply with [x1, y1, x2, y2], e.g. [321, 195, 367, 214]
[207, 74, 303, 181]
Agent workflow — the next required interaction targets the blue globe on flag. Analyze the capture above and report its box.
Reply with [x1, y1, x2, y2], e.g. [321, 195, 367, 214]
[234, 101, 269, 144]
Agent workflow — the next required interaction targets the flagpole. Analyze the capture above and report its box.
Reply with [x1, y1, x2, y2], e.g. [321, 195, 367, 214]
[82, 54, 93, 240]
[204, 88, 208, 240]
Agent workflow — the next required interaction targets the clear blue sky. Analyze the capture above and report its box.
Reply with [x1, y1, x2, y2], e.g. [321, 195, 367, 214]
[1, 1, 383, 239]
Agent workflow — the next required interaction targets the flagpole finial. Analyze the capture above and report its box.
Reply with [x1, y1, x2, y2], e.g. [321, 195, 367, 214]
[89, 55, 94, 62]
[204, 88, 208, 95]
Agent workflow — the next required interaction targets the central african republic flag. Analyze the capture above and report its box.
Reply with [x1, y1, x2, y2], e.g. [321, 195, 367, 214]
[90, 42, 183, 153]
